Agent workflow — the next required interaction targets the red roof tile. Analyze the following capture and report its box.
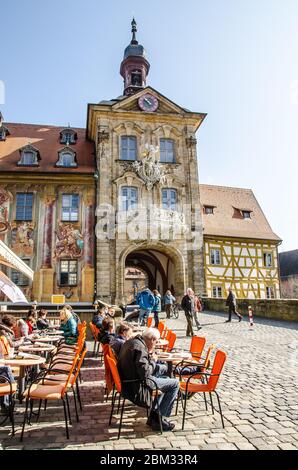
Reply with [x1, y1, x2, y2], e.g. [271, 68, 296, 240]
[0, 123, 94, 174]
[200, 184, 281, 242]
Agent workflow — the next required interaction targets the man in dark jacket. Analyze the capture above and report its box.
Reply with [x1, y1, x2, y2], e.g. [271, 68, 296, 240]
[181, 288, 195, 336]
[225, 288, 242, 322]
[117, 328, 179, 431]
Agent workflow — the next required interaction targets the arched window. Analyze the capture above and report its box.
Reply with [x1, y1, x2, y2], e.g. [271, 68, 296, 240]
[18, 146, 40, 166]
[121, 187, 138, 211]
[56, 149, 77, 167]
[60, 128, 77, 145]
[162, 188, 177, 211]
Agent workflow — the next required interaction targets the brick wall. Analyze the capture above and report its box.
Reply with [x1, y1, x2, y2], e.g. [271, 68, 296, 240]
[204, 298, 298, 322]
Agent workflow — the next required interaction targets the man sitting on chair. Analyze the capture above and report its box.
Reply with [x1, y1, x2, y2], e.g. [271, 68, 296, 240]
[117, 327, 179, 431]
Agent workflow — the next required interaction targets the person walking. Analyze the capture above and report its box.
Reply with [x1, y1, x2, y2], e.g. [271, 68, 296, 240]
[136, 287, 155, 326]
[193, 294, 202, 331]
[152, 289, 161, 328]
[181, 288, 195, 337]
[225, 288, 243, 322]
[163, 290, 176, 319]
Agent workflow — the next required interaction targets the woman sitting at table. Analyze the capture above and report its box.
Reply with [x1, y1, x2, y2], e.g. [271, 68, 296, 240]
[59, 308, 78, 345]
[25, 310, 37, 335]
[36, 309, 49, 330]
[0, 315, 25, 348]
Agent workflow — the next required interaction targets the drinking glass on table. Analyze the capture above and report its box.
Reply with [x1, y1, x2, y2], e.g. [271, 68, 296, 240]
[8, 347, 15, 358]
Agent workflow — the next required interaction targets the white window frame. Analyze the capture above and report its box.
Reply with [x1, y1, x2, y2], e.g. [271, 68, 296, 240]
[120, 136, 137, 161]
[212, 285, 223, 298]
[61, 194, 79, 222]
[162, 188, 177, 211]
[264, 252, 273, 268]
[59, 259, 78, 286]
[266, 286, 275, 299]
[210, 249, 221, 265]
[121, 187, 138, 211]
[160, 138, 175, 163]
[57, 150, 77, 168]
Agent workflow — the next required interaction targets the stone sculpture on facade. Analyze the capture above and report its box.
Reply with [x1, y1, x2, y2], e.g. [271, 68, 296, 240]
[54, 223, 83, 259]
[132, 143, 167, 190]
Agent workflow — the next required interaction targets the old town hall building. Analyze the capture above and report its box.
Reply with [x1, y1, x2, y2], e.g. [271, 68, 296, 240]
[0, 20, 281, 304]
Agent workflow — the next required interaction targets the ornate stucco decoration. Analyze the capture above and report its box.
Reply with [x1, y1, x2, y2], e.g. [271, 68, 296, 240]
[132, 144, 167, 190]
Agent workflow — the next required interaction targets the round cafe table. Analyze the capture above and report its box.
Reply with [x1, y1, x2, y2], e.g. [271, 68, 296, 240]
[19, 343, 55, 354]
[28, 335, 62, 343]
[156, 351, 192, 376]
[0, 353, 45, 401]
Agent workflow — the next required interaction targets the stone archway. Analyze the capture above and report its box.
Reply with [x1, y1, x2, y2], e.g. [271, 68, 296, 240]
[117, 241, 186, 304]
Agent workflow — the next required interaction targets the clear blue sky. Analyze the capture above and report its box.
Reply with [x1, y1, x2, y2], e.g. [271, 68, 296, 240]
[1, 0, 297, 252]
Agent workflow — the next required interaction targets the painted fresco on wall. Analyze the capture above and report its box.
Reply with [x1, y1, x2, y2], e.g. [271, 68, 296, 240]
[0, 189, 11, 234]
[11, 222, 34, 256]
[54, 223, 83, 259]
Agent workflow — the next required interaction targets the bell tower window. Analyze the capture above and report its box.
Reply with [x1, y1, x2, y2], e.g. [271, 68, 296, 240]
[131, 71, 142, 87]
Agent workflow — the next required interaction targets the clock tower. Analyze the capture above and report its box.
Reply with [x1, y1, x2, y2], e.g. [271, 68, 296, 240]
[87, 20, 206, 304]
[120, 18, 150, 96]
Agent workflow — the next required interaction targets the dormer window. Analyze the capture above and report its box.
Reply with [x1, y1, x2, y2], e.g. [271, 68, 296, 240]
[204, 206, 215, 215]
[242, 210, 252, 219]
[60, 128, 77, 145]
[233, 207, 252, 219]
[56, 148, 77, 168]
[0, 126, 10, 141]
[18, 145, 40, 166]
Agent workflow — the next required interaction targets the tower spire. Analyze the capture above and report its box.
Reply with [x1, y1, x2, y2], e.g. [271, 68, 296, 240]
[120, 19, 150, 96]
[131, 18, 138, 45]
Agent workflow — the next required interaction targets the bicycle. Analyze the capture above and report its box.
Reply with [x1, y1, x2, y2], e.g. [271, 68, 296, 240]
[171, 303, 181, 319]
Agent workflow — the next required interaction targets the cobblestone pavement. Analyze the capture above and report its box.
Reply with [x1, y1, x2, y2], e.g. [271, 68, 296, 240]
[1, 311, 298, 450]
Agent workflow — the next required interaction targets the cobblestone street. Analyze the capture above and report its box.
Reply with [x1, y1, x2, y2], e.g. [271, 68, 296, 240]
[1, 311, 298, 450]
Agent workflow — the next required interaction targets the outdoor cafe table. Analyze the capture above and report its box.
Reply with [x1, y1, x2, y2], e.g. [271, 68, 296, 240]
[156, 351, 192, 376]
[28, 335, 63, 343]
[19, 343, 55, 360]
[0, 353, 45, 401]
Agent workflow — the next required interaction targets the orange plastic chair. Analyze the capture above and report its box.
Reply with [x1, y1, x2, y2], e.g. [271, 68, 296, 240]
[21, 353, 80, 440]
[166, 331, 177, 352]
[157, 321, 165, 336]
[179, 350, 227, 429]
[190, 336, 206, 362]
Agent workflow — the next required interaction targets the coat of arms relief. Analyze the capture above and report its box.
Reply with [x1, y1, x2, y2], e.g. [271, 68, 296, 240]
[132, 144, 167, 190]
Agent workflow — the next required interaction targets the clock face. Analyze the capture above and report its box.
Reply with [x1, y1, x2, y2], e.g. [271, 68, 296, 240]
[138, 93, 159, 112]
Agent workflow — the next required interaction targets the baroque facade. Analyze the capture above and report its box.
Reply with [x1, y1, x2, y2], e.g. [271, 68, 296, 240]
[0, 20, 281, 303]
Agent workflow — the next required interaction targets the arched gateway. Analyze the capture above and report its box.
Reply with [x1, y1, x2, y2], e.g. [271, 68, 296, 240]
[117, 242, 186, 304]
